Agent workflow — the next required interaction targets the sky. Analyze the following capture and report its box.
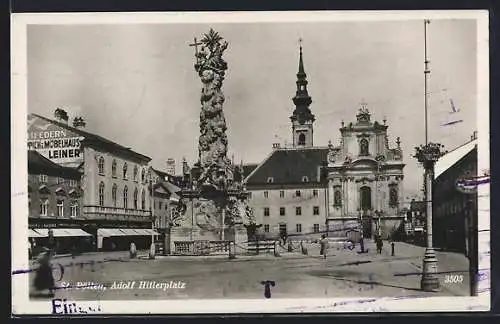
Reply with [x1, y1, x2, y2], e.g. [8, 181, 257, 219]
[27, 18, 478, 200]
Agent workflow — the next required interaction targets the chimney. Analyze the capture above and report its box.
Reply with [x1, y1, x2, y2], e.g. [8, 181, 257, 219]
[73, 116, 86, 129]
[272, 143, 281, 150]
[166, 158, 176, 176]
[471, 131, 477, 141]
[54, 108, 69, 125]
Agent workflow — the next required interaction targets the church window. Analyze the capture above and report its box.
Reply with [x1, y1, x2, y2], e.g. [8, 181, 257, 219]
[133, 166, 138, 182]
[141, 189, 146, 210]
[112, 184, 117, 207]
[279, 190, 285, 198]
[360, 186, 372, 211]
[267, 177, 274, 183]
[112, 160, 117, 178]
[123, 163, 128, 180]
[302, 176, 309, 183]
[389, 185, 399, 208]
[295, 190, 301, 197]
[141, 168, 146, 182]
[313, 206, 320, 215]
[98, 182, 105, 206]
[334, 190, 342, 206]
[263, 191, 269, 198]
[264, 208, 270, 217]
[359, 138, 369, 156]
[133, 188, 138, 209]
[123, 186, 128, 209]
[280, 207, 285, 216]
[298, 133, 306, 146]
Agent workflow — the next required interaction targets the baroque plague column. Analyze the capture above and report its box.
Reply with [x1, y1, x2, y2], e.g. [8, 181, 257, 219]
[326, 103, 406, 238]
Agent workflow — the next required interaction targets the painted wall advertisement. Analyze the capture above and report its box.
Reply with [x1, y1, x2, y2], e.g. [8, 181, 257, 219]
[27, 115, 84, 165]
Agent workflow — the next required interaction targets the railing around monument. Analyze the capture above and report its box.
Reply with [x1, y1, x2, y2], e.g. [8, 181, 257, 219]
[173, 240, 231, 255]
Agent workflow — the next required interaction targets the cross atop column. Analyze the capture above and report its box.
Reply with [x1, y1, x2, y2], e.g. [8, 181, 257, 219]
[189, 37, 203, 61]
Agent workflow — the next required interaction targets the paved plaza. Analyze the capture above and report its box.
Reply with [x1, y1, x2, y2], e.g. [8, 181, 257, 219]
[28, 240, 470, 300]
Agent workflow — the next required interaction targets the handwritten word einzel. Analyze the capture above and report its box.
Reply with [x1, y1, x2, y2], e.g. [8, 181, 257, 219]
[52, 299, 101, 314]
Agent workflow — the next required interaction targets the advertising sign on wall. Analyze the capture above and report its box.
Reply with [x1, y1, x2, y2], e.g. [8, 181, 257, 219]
[27, 114, 84, 165]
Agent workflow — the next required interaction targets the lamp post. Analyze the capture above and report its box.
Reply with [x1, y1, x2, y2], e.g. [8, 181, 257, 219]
[413, 20, 445, 292]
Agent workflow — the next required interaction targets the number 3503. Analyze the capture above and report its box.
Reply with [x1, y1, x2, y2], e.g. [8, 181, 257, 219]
[444, 275, 464, 284]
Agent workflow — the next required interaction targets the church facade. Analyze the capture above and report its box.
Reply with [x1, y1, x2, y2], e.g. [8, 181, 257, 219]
[325, 105, 406, 239]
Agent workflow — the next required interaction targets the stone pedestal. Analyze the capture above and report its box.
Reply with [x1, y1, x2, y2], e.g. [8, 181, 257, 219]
[233, 224, 248, 255]
[421, 247, 440, 291]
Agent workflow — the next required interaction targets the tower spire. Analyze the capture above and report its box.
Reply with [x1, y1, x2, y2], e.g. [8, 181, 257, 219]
[290, 39, 315, 148]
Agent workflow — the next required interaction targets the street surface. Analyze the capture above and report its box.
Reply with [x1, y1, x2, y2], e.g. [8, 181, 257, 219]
[28, 240, 471, 300]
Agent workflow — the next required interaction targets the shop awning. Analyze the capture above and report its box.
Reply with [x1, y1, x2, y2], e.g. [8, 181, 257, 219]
[144, 229, 160, 235]
[29, 229, 46, 238]
[97, 228, 128, 237]
[35, 228, 92, 237]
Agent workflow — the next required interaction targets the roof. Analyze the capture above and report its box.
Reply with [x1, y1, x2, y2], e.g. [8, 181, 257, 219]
[243, 164, 259, 177]
[244, 147, 329, 185]
[30, 114, 151, 163]
[28, 151, 81, 178]
[434, 139, 477, 179]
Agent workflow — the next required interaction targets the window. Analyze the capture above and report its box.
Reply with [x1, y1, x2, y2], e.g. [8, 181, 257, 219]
[57, 177, 63, 184]
[159, 201, 163, 210]
[360, 186, 372, 211]
[302, 176, 309, 183]
[39, 174, 48, 183]
[141, 169, 146, 182]
[279, 224, 287, 235]
[70, 201, 79, 218]
[298, 133, 306, 146]
[123, 163, 128, 179]
[112, 184, 117, 207]
[141, 189, 146, 210]
[133, 188, 138, 209]
[280, 190, 285, 198]
[267, 177, 274, 183]
[112, 160, 117, 178]
[295, 190, 301, 197]
[389, 185, 399, 207]
[57, 200, 64, 217]
[98, 156, 105, 175]
[264, 225, 270, 232]
[313, 224, 320, 233]
[313, 189, 318, 197]
[123, 186, 128, 209]
[296, 224, 302, 233]
[360, 138, 369, 156]
[98, 182, 105, 207]
[133, 166, 138, 181]
[280, 207, 286, 216]
[69, 179, 77, 187]
[296, 207, 302, 216]
[40, 199, 48, 216]
[264, 207, 270, 216]
[313, 206, 320, 215]
[334, 189, 342, 206]
[264, 191, 269, 198]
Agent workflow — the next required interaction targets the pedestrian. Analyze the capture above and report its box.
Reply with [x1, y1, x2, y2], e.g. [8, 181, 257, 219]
[391, 240, 395, 256]
[28, 240, 32, 260]
[319, 234, 328, 259]
[34, 250, 55, 297]
[376, 237, 383, 254]
[129, 242, 137, 259]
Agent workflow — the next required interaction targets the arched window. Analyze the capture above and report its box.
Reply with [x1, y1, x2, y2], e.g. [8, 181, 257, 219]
[359, 138, 369, 156]
[389, 185, 399, 207]
[298, 133, 306, 146]
[98, 182, 105, 206]
[112, 160, 117, 177]
[334, 190, 342, 206]
[133, 188, 138, 209]
[123, 163, 128, 179]
[111, 184, 117, 207]
[141, 168, 146, 182]
[133, 166, 138, 181]
[360, 186, 372, 211]
[123, 186, 128, 209]
[98, 157, 105, 175]
[141, 189, 146, 210]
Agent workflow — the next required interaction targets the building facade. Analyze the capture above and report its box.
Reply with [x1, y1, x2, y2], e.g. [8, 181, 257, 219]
[27, 111, 157, 251]
[244, 45, 329, 240]
[324, 105, 406, 239]
[432, 135, 478, 253]
[28, 151, 91, 253]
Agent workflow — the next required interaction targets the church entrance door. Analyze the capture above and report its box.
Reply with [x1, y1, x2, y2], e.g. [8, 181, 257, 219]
[360, 186, 373, 238]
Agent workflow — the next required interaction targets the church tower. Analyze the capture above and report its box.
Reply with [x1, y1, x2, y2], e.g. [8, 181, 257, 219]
[290, 42, 315, 148]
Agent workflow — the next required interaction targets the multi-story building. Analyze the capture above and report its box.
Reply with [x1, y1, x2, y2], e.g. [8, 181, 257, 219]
[244, 45, 329, 239]
[27, 110, 157, 251]
[28, 150, 91, 253]
[324, 105, 406, 239]
[433, 133, 478, 253]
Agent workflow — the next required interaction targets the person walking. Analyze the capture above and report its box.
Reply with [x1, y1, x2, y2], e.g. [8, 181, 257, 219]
[34, 250, 55, 297]
[376, 236, 383, 254]
[319, 234, 329, 259]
